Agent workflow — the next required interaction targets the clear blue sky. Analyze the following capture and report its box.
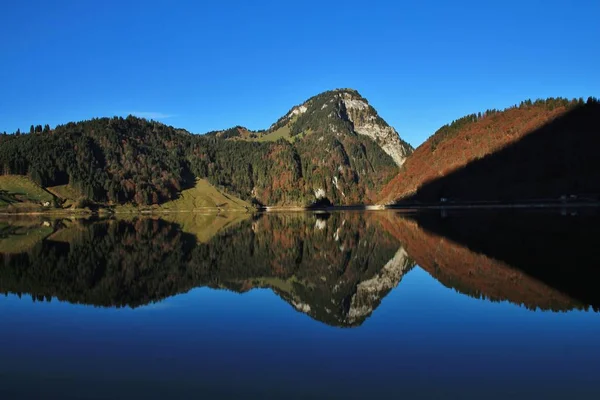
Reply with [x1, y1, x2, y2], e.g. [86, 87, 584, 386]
[1, 0, 598, 146]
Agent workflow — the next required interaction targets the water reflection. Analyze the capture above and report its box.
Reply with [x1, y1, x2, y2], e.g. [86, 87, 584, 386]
[402, 208, 600, 311]
[0, 209, 597, 328]
[0, 213, 412, 326]
[379, 212, 588, 312]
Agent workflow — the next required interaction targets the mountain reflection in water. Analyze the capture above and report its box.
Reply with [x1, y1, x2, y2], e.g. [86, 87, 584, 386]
[0, 209, 597, 326]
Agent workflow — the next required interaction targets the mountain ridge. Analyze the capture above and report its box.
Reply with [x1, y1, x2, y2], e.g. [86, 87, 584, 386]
[379, 97, 600, 204]
[2, 92, 598, 210]
[0, 89, 409, 208]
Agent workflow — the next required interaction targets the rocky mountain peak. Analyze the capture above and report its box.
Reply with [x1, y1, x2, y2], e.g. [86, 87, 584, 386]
[272, 89, 413, 167]
[207, 89, 412, 168]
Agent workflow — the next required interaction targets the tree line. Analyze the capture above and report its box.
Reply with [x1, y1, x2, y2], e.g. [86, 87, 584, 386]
[0, 113, 398, 206]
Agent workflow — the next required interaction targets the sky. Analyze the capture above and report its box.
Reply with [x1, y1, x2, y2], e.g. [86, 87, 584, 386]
[1, 0, 598, 147]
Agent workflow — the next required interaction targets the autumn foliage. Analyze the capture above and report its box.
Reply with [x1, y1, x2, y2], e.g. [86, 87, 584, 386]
[379, 97, 600, 204]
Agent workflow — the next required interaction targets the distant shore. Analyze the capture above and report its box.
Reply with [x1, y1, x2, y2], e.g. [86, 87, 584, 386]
[260, 205, 386, 212]
[2, 201, 599, 216]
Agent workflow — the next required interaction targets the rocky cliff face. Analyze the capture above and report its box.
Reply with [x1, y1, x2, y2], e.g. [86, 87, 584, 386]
[339, 91, 413, 167]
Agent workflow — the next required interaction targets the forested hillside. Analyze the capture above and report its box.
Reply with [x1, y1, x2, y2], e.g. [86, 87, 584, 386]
[379, 97, 600, 204]
[0, 89, 408, 207]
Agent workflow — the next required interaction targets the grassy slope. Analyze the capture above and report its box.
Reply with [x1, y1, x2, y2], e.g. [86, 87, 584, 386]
[252, 115, 308, 143]
[46, 184, 83, 207]
[159, 179, 253, 241]
[158, 178, 251, 210]
[0, 176, 55, 205]
[256, 124, 292, 142]
[1, 175, 250, 213]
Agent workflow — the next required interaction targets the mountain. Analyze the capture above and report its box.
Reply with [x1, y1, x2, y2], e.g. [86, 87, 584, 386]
[0, 89, 411, 208]
[379, 97, 600, 204]
[206, 89, 413, 167]
[201, 89, 414, 205]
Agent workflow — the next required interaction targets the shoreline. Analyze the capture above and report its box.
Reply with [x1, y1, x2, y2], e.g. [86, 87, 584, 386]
[2, 201, 599, 216]
[386, 202, 600, 210]
[260, 205, 386, 212]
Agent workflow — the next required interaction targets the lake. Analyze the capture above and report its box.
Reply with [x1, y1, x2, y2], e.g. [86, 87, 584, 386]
[0, 210, 599, 399]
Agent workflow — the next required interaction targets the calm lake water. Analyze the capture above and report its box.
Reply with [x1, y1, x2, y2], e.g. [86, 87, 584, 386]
[0, 210, 599, 399]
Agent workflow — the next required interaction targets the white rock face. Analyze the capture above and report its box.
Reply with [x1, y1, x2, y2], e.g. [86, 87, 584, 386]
[357, 124, 411, 167]
[314, 187, 326, 199]
[343, 97, 370, 111]
[288, 105, 307, 118]
[347, 247, 412, 323]
[341, 92, 411, 167]
[332, 176, 345, 197]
